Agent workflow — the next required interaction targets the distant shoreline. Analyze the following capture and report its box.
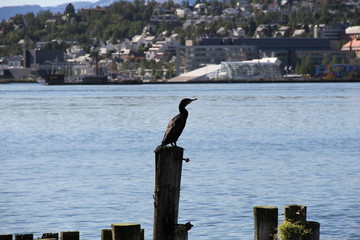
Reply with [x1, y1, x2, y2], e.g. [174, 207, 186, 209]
[1, 78, 360, 84]
[0, 79, 38, 84]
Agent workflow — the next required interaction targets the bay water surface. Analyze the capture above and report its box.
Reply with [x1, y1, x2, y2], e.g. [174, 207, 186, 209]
[0, 83, 359, 239]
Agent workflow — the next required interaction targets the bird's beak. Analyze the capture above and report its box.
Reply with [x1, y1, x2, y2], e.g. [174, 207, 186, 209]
[191, 98, 197, 102]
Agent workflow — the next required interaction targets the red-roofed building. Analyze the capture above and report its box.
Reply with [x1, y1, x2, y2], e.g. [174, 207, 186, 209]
[342, 39, 360, 51]
[342, 26, 360, 61]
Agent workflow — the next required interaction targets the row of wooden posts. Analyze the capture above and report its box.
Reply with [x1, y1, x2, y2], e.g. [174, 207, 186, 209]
[0, 204, 319, 240]
[254, 204, 320, 240]
[0, 232, 79, 240]
[1, 147, 320, 240]
[0, 225, 143, 240]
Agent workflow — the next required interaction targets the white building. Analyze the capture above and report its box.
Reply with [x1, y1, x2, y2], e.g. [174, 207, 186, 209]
[146, 38, 181, 62]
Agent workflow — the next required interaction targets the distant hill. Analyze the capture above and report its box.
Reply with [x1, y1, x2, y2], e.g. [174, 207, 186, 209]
[0, 5, 43, 20]
[0, 0, 118, 20]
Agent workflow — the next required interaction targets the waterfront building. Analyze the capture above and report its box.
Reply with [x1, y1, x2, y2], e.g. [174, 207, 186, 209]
[216, 59, 283, 81]
[170, 58, 283, 82]
[179, 37, 338, 72]
[181, 39, 257, 72]
[342, 26, 360, 62]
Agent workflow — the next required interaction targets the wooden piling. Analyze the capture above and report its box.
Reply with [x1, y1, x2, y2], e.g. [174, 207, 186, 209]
[279, 205, 320, 240]
[42, 233, 58, 240]
[253, 206, 278, 240]
[111, 223, 141, 240]
[0, 234, 12, 240]
[14, 234, 32, 240]
[153, 146, 184, 240]
[285, 205, 307, 223]
[140, 229, 144, 240]
[60, 231, 79, 240]
[101, 229, 112, 240]
[305, 221, 320, 240]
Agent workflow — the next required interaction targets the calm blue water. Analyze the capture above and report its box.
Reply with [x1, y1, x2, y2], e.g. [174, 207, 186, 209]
[0, 83, 359, 239]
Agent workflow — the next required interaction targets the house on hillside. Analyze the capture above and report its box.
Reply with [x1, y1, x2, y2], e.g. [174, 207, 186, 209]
[176, 8, 193, 18]
[231, 28, 246, 37]
[67, 45, 87, 58]
[149, 14, 180, 24]
[99, 42, 119, 56]
[116, 49, 145, 62]
[223, 8, 240, 16]
[145, 38, 181, 62]
[254, 25, 273, 38]
[193, 3, 207, 15]
[274, 26, 291, 37]
[293, 29, 306, 37]
[242, 11, 253, 19]
[341, 0, 360, 13]
[267, 3, 281, 12]
[131, 34, 155, 51]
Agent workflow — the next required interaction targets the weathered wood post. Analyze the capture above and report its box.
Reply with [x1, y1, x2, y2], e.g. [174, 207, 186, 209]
[153, 146, 185, 240]
[285, 205, 307, 223]
[111, 223, 143, 240]
[14, 234, 33, 240]
[101, 229, 112, 240]
[305, 221, 320, 240]
[42, 233, 59, 240]
[253, 206, 278, 240]
[60, 231, 79, 240]
[0, 234, 12, 240]
[280, 205, 320, 240]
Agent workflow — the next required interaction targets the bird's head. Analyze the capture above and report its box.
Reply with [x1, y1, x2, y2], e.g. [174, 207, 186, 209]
[180, 98, 197, 107]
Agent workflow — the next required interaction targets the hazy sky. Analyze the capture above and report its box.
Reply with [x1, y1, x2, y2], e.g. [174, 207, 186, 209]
[0, 0, 98, 8]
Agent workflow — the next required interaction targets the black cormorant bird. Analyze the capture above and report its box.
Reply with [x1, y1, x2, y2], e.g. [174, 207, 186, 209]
[156, 98, 197, 150]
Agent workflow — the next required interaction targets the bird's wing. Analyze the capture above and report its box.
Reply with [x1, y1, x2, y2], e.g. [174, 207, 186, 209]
[162, 114, 187, 144]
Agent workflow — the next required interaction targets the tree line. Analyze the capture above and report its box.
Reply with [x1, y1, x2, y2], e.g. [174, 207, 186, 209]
[1, 0, 359, 55]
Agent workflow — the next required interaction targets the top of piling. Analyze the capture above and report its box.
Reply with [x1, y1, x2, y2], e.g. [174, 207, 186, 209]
[254, 206, 278, 209]
[154, 145, 184, 153]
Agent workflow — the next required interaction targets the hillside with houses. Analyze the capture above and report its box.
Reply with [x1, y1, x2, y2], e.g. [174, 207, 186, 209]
[0, 0, 360, 82]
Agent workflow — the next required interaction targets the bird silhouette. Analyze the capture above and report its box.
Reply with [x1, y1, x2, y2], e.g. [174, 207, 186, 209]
[155, 98, 197, 151]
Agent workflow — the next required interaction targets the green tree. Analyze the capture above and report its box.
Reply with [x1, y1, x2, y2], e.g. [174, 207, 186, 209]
[322, 55, 329, 65]
[64, 3, 75, 15]
[330, 55, 338, 64]
[296, 56, 312, 75]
